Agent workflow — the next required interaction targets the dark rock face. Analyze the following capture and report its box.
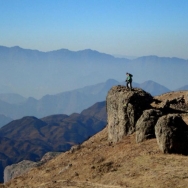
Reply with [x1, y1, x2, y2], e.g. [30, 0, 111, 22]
[136, 109, 163, 143]
[106, 86, 153, 142]
[155, 114, 188, 154]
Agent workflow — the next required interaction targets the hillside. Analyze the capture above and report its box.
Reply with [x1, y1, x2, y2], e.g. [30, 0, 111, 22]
[0, 102, 106, 182]
[3, 90, 188, 188]
[4, 127, 188, 187]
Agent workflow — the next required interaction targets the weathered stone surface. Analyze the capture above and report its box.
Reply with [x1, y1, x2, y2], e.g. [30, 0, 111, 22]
[69, 145, 81, 154]
[4, 160, 37, 183]
[152, 92, 188, 113]
[136, 109, 163, 143]
[40, 152, 61, 162]
[4, 152, 61, 183]
[106, 85, 153, 143]
[155, 114, 188, 154]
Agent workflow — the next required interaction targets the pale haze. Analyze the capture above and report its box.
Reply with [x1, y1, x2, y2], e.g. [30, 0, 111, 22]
[1, 0, 188, 59]
[0, 0, 188, 98]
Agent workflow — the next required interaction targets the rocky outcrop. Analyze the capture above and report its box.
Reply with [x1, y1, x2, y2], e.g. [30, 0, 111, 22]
[136, 109, 163, 143]
[69, 145, 81, 154]
[106, 86, 188, 155]
[106, 86, 153, 142]
[4, 160, 37, 183]
[40, 152, 61, 163]
[152, 93, 188, 113]
[4, 152, 62, 183]
[155, 114, 188, 154]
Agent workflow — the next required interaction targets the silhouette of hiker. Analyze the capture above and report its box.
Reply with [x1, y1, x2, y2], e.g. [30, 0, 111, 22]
[125, 72, 133, 90]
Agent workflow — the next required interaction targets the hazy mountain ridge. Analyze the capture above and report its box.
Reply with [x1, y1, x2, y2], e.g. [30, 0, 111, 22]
[0, 46, 187, 98]
[0, 115, 12, 128]
[0, 45, 187, 122]
[176, 85, 188, 91]
[133, 80, 171, 96]
[0, 46, 128, 62]
[0, 79, 119, 119]
[0, 93, 26, 104]
[0, 79, 186, 122]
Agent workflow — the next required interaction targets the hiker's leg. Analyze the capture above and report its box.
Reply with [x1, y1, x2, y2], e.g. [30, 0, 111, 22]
[130, 82, 132, 89]
[126, 82, 129, 88]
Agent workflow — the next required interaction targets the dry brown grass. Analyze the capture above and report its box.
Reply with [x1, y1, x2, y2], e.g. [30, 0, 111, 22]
[154, 90, 188, 102]
[3, 90, 188, 188]
[3, 123, 188, 188]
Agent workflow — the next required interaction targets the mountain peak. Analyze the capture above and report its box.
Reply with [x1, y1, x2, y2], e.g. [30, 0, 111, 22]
[12, 46, 22, 49]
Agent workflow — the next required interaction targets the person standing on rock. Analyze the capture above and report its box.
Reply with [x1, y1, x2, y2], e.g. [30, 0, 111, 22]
[125, 72, 133, 90]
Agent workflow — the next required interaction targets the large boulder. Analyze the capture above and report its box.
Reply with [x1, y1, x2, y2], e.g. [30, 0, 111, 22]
[136, 109, 163, 143]
[4, 160, 37, 183]
[106, 86, 153, 143]
[4, 152, 61, 183]
[155, 114, 188, 154]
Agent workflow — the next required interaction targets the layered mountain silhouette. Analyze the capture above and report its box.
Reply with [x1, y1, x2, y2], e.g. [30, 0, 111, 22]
[176, 85, 188, 91]
[0, 46, 187, 98]
[0, 115, 12, 128]
[0, 79, 173, 121]
[0, 101, 106, 182]
[0, 93, 26, 104]
[132, 80, 171, 96]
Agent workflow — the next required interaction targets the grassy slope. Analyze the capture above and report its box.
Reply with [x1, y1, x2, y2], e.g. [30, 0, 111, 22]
[3, 90, 188, 188]
[4, 124, 188, 188]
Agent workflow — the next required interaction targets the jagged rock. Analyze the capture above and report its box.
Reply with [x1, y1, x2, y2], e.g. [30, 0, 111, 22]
[168, 96, 188, 112]
[158, 99, 170, 109]
[4, 160, 37, 183]
[40, 152, 61, 163]
[155, 114, 188, 154]
[136, 109, 163, 143]
[69, 145, 81, 154]
[106, 86, 153, 142]
[152, 93, 188, 113]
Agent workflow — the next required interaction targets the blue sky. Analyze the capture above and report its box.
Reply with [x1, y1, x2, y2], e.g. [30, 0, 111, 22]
[1, 0, 188, 59]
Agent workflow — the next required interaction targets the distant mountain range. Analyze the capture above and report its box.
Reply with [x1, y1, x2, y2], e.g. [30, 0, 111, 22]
[0, 78, 177, 122]
[0, 93, 26, 104]
[0, 115, 12, 128]
[0, 101, 106, 182]
[0, 46, 187, 98]
[0, 78, 187, 123]
[132, 80, 171, 96]
[176, 85, 188, 91]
